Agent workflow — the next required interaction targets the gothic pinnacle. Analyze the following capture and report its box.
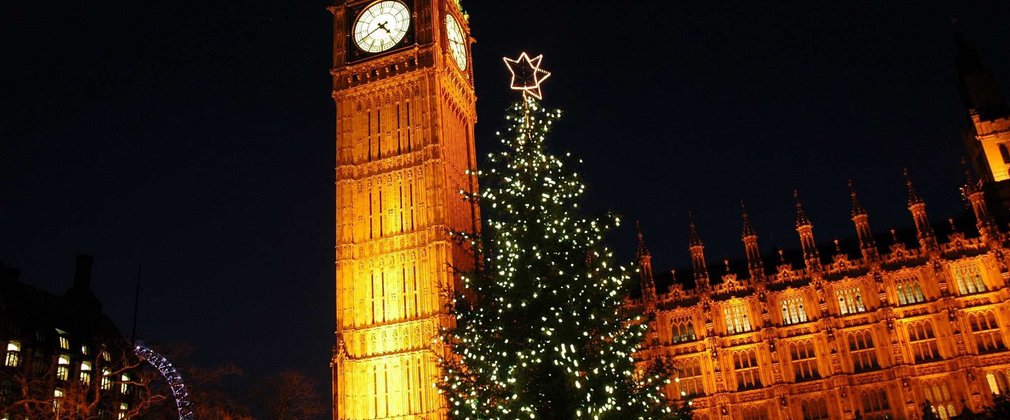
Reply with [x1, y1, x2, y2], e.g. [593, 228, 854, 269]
[794, 190, 812, 228]
[741, 201, 756, 238]
[848, 179, 867, 217]
[904, 168, 924, 206]
[688, 211, 704, 247]
[635, 220, 650, 259]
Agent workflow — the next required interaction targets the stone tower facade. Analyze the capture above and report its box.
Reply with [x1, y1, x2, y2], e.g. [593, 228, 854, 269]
[328, 1, 477, 418]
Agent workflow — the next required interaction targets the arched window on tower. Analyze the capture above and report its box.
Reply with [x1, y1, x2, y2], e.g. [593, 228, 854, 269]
[895, 275, 926, 306]
[952, 263, 988, 295]
[780, 296, 809, 326]
[837, 286, 866, 315]
[969, 311, 1005, 354]
[724, 302, 752, 335]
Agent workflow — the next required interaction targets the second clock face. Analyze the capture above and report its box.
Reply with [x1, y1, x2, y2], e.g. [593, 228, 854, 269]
[445, 14, 467, 71]
[353, 1, 411, 54]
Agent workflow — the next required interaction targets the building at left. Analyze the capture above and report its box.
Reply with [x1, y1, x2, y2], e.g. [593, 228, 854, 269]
[1, 255, 143, 419]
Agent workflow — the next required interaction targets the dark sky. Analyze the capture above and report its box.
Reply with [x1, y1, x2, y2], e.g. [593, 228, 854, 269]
[3, 0, 1010, 406]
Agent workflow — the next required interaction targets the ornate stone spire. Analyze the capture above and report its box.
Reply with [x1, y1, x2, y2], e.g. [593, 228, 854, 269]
[794, 190, 812, 228]
[636, 221, 657, 305]
[740, 201, 764, 280]
[904, 168, 924, 206]
[688, 212, 710, 289]
[848, 180, 878, 262]
[794, 190, 820, 272]
[904, 169, 937, 253]
[962, 158, 996, 243]
[849, 179, 867, 217]
[688, 210, 704, 247]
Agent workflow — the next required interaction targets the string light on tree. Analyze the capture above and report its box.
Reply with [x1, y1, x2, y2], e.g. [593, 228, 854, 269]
[437, 53, 685, 419]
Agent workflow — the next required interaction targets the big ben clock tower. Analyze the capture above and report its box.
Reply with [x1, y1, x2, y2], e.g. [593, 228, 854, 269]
[328, 0, 477, 418]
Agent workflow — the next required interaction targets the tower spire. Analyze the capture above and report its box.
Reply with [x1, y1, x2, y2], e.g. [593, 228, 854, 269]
[688, 210, 703, 247]
[794, 190, 812, 228]
[904, 168, 924, 206]
[740, 201, 764, 280]
[904, 169, 938, 253]
[636, 221, 657, 305]
[849, 180, 878, 262]
[794, 190, 821, 272]
[849, 179, 867, 217]
[962, 158, 997, 243]
[688, 212, 710, 289]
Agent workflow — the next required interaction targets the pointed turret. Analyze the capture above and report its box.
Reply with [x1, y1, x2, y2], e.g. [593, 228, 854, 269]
[904, 169, 938, 253]
[688, 212, 710, 289]
[740, 202, 764, 280]
[849, 180, 878, 262]
[636, 221, 657, 305]
[794, 190, 821, 272]
[962, 159, 997, 243]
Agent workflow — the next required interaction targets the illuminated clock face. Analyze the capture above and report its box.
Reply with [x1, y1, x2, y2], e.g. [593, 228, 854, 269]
[352, 1, 411, 53]
[445, 14, 467, 70]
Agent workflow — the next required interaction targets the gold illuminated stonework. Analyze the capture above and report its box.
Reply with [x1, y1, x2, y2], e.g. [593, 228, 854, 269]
[329, 1, 477, 418]
[634, 182, 1010, 419]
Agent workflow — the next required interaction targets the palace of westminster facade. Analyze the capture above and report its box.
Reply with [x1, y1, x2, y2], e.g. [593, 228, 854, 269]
[327, 0, 1010, 418]
[631, 32, 1010, 420]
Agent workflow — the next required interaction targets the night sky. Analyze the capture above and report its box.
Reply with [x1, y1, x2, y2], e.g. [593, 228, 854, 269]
[3, 0, 1010, 405]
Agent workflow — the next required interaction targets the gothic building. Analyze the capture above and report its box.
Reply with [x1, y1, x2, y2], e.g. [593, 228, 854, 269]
[632, 31, 1010, 420]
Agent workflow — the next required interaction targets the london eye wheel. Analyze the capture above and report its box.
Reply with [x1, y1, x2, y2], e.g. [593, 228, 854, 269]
[134, 344, 195, 420]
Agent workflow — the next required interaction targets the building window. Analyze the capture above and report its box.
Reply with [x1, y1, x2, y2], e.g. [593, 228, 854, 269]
[780, 296, 809, 326]
[895, 276, 926, 305]
[907, 321, 941, 362]
[118, 402, 129, 420]
[741, 405, 768, 420]
[674, 358, 704, 398]
[988, 372, 1007, 395]
[120, 373, 132, 394]
[953, 263, 987, 295]
[848, 330, 879, 372]
[80, 361, 92, 386]
[733, 349, 762, 390]
[801, 398, 829, 420]
[671, 317, 697, 343]
[789, 341, 819, 381]
[860, 388, 890, 419]
[56, 329, 70, 350]
[724, 303, 752, 335]
[924, 382, 957, 420]
[1000, 144, 1010, 164]
[969, 311, 1005, 353]
[837, 286, 866, 315]
[57, 355, 70, 381]
[101, 367, 112, 390]
[54, 388, 65, 412]
[4, 341, 21, 367]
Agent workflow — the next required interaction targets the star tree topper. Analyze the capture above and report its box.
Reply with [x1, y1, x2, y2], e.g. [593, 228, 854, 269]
[503, 52, 551, 99]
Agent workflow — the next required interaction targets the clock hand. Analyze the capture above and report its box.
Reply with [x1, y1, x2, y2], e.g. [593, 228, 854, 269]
[376, 21, 392, 34]
[365, 23, 386, 38]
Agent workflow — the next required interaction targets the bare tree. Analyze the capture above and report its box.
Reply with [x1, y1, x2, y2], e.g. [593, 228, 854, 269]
[1, 346, 167, 419]
[136, 342, 254, 420]
[256, 370, 326, 420]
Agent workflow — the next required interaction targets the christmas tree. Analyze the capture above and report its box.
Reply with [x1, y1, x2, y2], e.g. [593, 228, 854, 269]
[439, 53, 680, 419]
